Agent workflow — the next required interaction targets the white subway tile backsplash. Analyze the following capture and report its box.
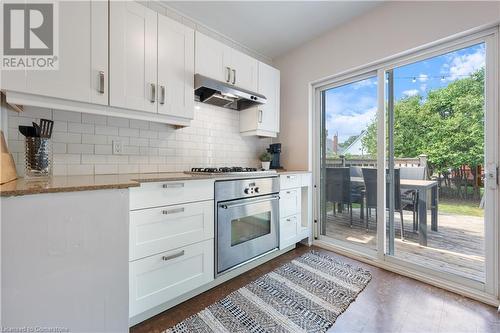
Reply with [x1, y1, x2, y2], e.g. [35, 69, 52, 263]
[82, 134, 107, 145]
[81, 154, 107, 164]
[129, 119, 149, 129]
[67, 143, 94, 154]
[6, 103, 271, 176]
[68, 122, 94, 134]
[119, 127, 140, 137]
[95, 125, 119, 136]
[107, 116, 129, 128]
[53, 110, 81, 122]
[82, 113, 107, 125]
[52, 132, 81, 144]
[118, 164, 139, 174]
[94, 144, 112, 155]
[67, 164, 94, 175]
[95, 164, 118, 175]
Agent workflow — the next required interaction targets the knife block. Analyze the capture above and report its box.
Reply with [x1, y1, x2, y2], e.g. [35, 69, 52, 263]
[0, 130, 17, 184]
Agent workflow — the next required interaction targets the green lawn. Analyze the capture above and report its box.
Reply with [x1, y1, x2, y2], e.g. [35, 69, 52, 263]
[439, 200, 484, 217]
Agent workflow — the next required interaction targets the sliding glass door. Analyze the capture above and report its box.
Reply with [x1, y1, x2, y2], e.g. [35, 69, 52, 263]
[319, 74, 380, 254]
[317, 29, 498, 294]
[385, 42, 493, 284]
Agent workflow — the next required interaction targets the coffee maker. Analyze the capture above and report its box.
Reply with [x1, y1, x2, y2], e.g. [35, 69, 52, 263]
[267, 143, 282, 169]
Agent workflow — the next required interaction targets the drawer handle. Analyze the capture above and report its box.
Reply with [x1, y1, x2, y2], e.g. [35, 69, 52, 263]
[162, 207, 184, 215]
[286, 191, 291, 194]
[287, 176, 295, 179]
[162, 250, 185, 261]
[162, 183, 184, 189]
[286, 218, 291, 222]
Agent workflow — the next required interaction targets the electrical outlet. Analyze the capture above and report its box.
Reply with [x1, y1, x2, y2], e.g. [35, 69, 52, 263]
[112, 140, 122, 155]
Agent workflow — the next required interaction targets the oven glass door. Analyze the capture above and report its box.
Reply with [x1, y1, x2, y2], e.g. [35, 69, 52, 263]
[217, 194, 279, 274]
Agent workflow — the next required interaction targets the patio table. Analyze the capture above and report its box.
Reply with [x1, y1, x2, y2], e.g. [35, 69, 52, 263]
[351, 177, 438, 246]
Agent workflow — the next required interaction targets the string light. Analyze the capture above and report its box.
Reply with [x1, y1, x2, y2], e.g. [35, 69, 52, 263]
[393, 73, 479, 82]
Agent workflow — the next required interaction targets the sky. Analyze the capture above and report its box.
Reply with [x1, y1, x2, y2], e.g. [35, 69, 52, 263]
[325, 43, 485, 144]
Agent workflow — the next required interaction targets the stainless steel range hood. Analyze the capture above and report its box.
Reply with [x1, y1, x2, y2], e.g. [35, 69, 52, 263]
[194, 74, 266, 111]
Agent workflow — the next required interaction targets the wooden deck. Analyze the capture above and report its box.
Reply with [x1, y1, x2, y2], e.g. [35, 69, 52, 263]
[324, 208, 485, 282]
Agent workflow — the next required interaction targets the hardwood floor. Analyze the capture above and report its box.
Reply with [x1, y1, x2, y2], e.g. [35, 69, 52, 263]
[130, 244, 499, 333]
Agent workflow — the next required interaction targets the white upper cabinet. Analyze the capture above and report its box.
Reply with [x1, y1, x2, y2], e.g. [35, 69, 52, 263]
[110, 1, 158, 113]
[240, 62, 280, 137]
[228, 48, 258, 91]
[195, 32, 258, 91]
[195, 32, 229, 82]
[2, 1, 108, 105]
[157, 15, 194, 119]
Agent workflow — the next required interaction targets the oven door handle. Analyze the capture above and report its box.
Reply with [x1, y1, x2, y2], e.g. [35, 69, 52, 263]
[219, 195, 280, 209]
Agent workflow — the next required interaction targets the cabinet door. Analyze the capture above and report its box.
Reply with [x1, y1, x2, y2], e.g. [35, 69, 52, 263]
[280, 215, 298, 250]
[157, 15, 194, 119]
[110, 1, 157, 113]
[195, 32, 229, 83]
[280, 188, 301, 218]
[257, 62, 280, 132]
[230, 49, 258, 91]
[129, 239, 214, 317]
[21, 1, 108, 105]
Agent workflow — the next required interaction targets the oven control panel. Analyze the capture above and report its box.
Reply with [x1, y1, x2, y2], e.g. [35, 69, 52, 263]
[215, 176, 279, 202]
[244, 183, 260, 195]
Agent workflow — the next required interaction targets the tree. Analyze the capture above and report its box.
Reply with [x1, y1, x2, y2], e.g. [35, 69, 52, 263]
[361, 68, 485, 199]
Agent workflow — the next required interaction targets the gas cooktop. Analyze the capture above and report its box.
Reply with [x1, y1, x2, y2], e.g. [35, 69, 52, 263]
[185, 167, 277, 176]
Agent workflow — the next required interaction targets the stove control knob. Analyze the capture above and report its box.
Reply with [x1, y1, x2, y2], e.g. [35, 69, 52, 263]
[254, 187, 260, 193]
[244, 188, 250, 194]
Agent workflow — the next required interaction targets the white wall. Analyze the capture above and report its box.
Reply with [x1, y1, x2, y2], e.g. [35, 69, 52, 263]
[274, 1, 500, 170]
[7, 103, 270, 176]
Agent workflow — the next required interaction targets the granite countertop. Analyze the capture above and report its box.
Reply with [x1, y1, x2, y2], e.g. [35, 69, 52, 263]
[0, 173, 213, 197]
[0, 170, 311, 197]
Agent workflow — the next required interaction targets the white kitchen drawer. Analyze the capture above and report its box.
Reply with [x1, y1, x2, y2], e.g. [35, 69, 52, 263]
[280, 188, 301, 218]
[279, 214, 299, 249]
[280, 174, 301, 190]
[129, 200, 214, 261]
[129, 239, 214, 317]
[130, 179, 214, 210]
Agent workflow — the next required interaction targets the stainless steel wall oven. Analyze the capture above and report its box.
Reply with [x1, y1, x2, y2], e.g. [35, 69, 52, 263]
[215, 177, 279, 276]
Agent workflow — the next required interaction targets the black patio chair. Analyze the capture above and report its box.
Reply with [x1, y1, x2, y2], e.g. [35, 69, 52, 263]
[362, 168, 405, 240]
[326, 167, 363, 226]
[400, 166, 426, 231]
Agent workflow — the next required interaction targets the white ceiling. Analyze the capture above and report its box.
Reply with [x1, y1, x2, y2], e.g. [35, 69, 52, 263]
[164, 1, 382, 59]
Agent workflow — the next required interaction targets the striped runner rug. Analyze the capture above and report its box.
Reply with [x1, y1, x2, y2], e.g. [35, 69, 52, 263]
[165, 251, 371, 333]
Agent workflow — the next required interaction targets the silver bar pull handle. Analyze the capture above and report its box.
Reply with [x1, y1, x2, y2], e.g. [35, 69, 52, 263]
[162, 207, 184, 215]
[162, 250, 185, 261]
[98, 71, 105, 94]
[150, 83, 156, 103]
[162, 183, 184, 189]
[258, 110, 263, 123]
[219, 195, 279, 209]
[226, 67, 231, 82]
[160, 85, 166, 105]
[232, 69, 236, 84]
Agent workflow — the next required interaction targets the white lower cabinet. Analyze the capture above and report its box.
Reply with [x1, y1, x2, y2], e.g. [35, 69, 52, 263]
[128, 179, 215, 320]
[280, 214, 300, 249]
[279, 173, 312, 250]
[280, 188, 301, 218]
[129, 200, 214, 261]
[129, 239, 214, 317]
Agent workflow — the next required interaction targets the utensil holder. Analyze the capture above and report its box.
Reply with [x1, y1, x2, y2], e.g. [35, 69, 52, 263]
[25, 137, 52, 178]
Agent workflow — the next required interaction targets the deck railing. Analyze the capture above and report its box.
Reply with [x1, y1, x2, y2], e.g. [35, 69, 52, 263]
[326, 154, 428, 169]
